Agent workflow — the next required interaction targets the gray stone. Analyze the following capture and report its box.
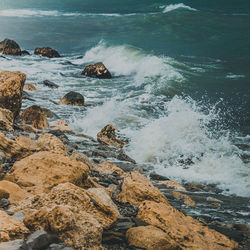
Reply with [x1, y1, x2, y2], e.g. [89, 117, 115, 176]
[12, 212, 25, 222]
[26, 230, 50, 250]
[48, 243, 74, 250]
[0, 239, 28, 250]
[0, 198, 10, 208]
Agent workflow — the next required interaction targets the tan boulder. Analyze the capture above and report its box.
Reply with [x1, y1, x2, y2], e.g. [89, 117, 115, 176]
[16, 136, 40, 152]
[23, 83, 37, 91]
[0, 107, 14, 131]
[0, 180, 28, 205]
[0, 211, 29, 243]
[0, 71, 26, 119]
[20, 105, 49, 130]
[126, 225, 177, 250]
[0, 132, 31, 160]
[158, 180, 186, 191]
[37, 133, 67, 155]
[170, 191, 196, 207]
[59, 91, 85, 106]
[94, 161, 124, 176]
[97, 124, 125, 148]
[137, 200, 238, 250]
[116, 171, 167, 205]
[5, 151, 89, 194]
[52, 120, 73, 133]
[71, 151, 96, 171]
[34, 47, 60, 58]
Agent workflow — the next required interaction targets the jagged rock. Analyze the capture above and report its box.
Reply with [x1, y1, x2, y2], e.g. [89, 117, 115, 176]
[158, 180, 186, 191]
[0, 181, 28, 205]
[94, 161, 124, 176]
[71, 151, 96, 171]
[26, 230, 52, 250]
[0, 107, 13, 131]
[0, 39, 22, 56]
[0, 239, 28, 250]
[0, 71, 26, 119]
[82, 62, 112, 79]
[23, 83, 37, 91]
[21, 50, 30, 56]
[126, 225, 177, 250]
[97, 124, 125, 148]
[37, 133, 67, 155]
[0, 210, 29, 243]
[34, 47, 60, 58]
[20, 105, 49, 130]
[117, 171, 167, 205]
[170, 191, 196, 207]
[4, 152, 89, 194]
[59, 91, 85, 106]
[41, 80, 59, 89]
[137, 200, 238, 249]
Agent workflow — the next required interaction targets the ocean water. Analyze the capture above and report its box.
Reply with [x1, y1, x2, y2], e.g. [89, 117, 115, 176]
[0, 0, 249, 197]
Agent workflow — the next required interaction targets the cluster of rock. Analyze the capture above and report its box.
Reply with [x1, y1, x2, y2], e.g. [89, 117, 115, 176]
[0, 70, 240, 249]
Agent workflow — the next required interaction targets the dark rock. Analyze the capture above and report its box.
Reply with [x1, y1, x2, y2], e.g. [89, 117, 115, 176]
[21, 50, 30, 55]
[48, 243, 74, 250]
[0, 39, 22, 56]
[41, 108, 58, 119]
[117, 152, 136, 164]
[26, 230, 51, 250]
[149, 172, 169, 181]
[34, 47, 60, 58]
[59, 91, 85, 106]
[0, 198, 10, 208]
[41, 80, 59, 89]
[82, 62, 112, 79]
[0, 239, 28, 250]
[22, 91, 35, 101]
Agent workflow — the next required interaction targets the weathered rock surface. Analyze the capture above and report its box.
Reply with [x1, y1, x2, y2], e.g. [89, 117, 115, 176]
[137, 200, 238, 250]
[16, 136, 40, 152]
[0, 210, 29, 243]
[94, 161, 124, 176]
[158, 180, 186, 191]
[59, 92, 85, 106]
[41, 80, 59, 89]
[23, 83, 37, 91]
[0, 39, 22, 56]
[117, 171, 167, 205]
[26, 230, 52, 250]
[0, 181, 28, 205]
[34, 47, 60, 58]
[170, 190, 196, 207]
[82, 62, 112, 79]
[71, 151, 96, 171]
[0, 71, 26, 119]
[0, 107, 14, 131]
[97, 124, 125, 148]
[126, 225, 177, 250]
[52, 120, 72, 133]
[0, 239, 28, 250]
[20, 105, 49, 130]
[0, 164, 4, 180]
[5, 152, 89, 194]
[0, 187, 9, 199]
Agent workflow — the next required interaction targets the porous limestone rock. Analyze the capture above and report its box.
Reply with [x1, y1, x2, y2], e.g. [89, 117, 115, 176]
[94, 161, 124, 176]
[170, 190, 196, 207]
[0, 107, 14, 131]
[34, 47, 60, 58]
[158, 180, 186, 191]
[23, 83, 37, 91]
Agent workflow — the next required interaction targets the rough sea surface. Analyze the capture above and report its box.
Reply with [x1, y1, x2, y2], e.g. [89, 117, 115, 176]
[0, 0, 249, 200]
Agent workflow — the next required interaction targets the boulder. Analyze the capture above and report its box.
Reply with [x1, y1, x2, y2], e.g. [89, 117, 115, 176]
[21, 50, 30, 56]
[0, 239, 28, 250]
[158, 180, 186, 191]
[0, 210, 29, 243]
[70, 151, 96, 171]
[34, 47, 60, 58]
[59, 91, 85, 106]
[23, 83, 37, 91]
[126, 225, 177, 250]
[137, 200, 238, 249]
[0, 181, 28, 205]
[20, 105, 49, 130]
[16, 136, 40, 152]
[94, 161, 124, 176]
[0, 39, 22, 56]
[26, 230, 51, 250]
[170, 191, 196, 207]
[0, 71, 26, 119]
[97, 124, 125, 148]
[116, 171, 167, 205]
[82, 62, 112, 79]
[37, 133, 67, 155]
[41, 80, 59, 89]
[5, 151, 89, 194]
[52, 120, 72, 133]
[0, 107, 14, 131]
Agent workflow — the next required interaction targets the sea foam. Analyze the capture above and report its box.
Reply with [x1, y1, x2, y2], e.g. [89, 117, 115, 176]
[161, 3, 197, 13]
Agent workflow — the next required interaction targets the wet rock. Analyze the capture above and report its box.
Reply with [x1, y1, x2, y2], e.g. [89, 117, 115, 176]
[16, 136, 40, 152]
[0, 198, 10, 208]
[52, 120, 73, 133]
[149, 172, 169, 181]
[137, 200, 238, 249]
[71, 151, 96, 171]
[5, 151, 89, 194]
[0, 71, 26, 119]
[158, 180, 186, 191]
[0, 107, 14, 131]
[0, 239, 28, 250]
[20, 105, 49, 130]
[0, 181, 28, 205]
[0, 210, 29, 243]
[82, 62, 112, 79]
[185, 182, 204, 191]
[34, 47, 60, 58]
[26, 230, 51, 250]
[41, 108, 57, 119]
[97, 124, 125, 148]
[21, 50, 30, 56]
[117, 152, 136, 164]
[126, 225, 177, 250]
[0, 39, 22, 56]
[207, 196, 223, 204]
[23, 83, 37, 91]
[0, 164, 4, 180]
[41, 80, 59, 89]
[117, 171, 167, 205]
[170, 191, 196, 207]
[22, 91, 35, 101]
[94, 161, 124, 176]
[59, 91, 85, 106]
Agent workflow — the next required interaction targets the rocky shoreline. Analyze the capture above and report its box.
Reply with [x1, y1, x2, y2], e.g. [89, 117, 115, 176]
[0, 40, 249, 249]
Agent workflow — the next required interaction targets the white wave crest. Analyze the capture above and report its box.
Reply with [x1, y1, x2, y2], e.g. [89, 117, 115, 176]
[162, 3, 197, 13]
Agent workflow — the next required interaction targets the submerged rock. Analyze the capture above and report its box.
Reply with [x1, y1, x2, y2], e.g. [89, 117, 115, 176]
[34, 47, 60, 58]
[41, 80, 59, 89]
[82, 62, 112, 79]
[59, 91, 85, 106]
[0, 39, 22, 56]
[23, 83, 37, 91]
[0, 71, 26, 119]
